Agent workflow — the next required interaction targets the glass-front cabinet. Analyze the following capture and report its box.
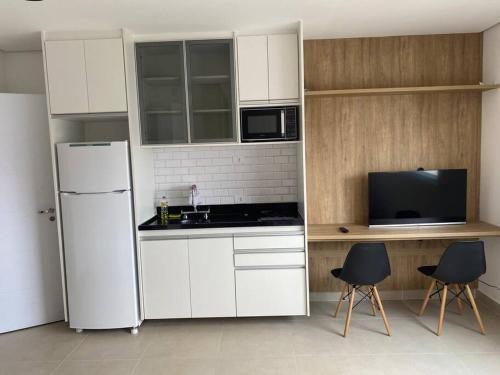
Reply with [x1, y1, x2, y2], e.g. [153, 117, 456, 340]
[136, 40, 235, 145]
[136, 42, 188, 144]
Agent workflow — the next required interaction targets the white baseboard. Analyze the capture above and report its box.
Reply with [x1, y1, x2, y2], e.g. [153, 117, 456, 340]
[476, 290, 500, 314]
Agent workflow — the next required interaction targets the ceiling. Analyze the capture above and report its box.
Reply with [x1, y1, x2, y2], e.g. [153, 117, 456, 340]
[1, 0, 499, 51]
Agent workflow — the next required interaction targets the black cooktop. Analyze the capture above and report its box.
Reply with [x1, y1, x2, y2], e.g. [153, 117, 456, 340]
[138, 202, 304, 230]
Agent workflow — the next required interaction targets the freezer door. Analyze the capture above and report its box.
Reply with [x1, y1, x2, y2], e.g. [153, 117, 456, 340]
[57, 141, 131, 193]
[61, 191, 139, 329]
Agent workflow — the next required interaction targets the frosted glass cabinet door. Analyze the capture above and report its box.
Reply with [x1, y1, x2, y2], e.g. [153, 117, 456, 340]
[136, 42, 188, 144]
[186, 40, 236, 143]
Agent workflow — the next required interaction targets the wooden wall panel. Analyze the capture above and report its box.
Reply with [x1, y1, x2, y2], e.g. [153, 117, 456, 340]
[306, 93, 482, 225]
[304, 34, 483, 292]
[304, 34, 482, 91]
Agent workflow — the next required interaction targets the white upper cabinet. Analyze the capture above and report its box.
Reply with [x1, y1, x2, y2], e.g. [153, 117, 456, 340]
[44, 37, 127, 115]
[84, 39, 127, 113]
[237, 35, 269, 101]
[237, 33, 299, 103]
[268, 34, 299, 101]
[45, 40, 89, 114]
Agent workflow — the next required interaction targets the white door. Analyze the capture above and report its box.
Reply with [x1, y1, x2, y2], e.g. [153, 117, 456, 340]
[141, 239, 191, 319]
[84, 39, 128, 113]
[44, 40, 89, 114]
[268, 34, 299, 101]
[237, 35, 269, 102]
[60, 191, 139, 329]
[0, 94, 63, 333]
[189, 237, 236, 318]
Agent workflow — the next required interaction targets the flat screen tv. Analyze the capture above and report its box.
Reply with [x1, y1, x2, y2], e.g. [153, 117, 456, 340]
[368, 169, 467, 227]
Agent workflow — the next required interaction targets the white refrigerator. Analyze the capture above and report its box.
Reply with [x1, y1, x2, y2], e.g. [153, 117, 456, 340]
[57, 141, 140, 332]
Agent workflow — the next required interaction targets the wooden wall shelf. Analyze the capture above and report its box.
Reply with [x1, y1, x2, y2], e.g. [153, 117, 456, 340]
[304, 84, 500, 97]
[308, 222, 500, 242]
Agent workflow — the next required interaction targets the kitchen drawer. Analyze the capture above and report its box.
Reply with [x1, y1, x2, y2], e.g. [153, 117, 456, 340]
[234, 252, 305, 268]
[233, 234, 304, 250]
[235, 268, 306, 316]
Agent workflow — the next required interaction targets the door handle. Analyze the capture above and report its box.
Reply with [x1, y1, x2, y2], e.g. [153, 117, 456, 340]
[38, 208, 55, 214]
[280, 110, 285, 135]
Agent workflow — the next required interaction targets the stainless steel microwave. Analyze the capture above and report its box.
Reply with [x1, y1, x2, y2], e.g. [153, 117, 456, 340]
[240, 106, 299, 142]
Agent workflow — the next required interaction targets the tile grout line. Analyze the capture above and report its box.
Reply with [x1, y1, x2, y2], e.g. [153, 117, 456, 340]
[130, 327, 156, 375]
[47, 329, 89, 375]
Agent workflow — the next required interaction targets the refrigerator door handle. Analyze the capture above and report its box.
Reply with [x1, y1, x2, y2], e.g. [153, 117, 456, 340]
[60, 190, 129, 195]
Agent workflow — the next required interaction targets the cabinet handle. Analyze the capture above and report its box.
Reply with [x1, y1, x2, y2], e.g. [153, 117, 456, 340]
[235, 265, 305, 270]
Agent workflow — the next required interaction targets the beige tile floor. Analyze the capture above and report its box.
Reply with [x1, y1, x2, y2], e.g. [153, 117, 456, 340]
[1, 299, 500, 375]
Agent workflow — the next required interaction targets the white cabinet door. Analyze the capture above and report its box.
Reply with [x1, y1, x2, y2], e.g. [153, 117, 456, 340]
[84, 39, 127, 113]
[268, 34, 299, 100]
[235, 268, 306, 317]
[45, 40, 89, 114]
[141, 240, 191, 319]
[237, 35, 269, 101]
[188, 237, 236, 318]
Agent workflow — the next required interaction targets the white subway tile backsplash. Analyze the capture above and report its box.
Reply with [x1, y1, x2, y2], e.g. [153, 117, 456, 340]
[153, 144, 298, 205]
[273, 156, 289, 164]
[212, 157, 233, 166]
[280, 147, 297, 156]
[282, 179, 297, 187]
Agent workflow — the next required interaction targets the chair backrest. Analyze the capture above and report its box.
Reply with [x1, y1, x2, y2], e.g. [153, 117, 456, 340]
[433, 241, 486, 284]
[340, 243, 391, 285]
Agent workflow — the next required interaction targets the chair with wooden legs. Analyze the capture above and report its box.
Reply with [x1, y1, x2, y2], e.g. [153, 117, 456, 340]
[418, 241, 486, 336]
[331, 243, 392, 337]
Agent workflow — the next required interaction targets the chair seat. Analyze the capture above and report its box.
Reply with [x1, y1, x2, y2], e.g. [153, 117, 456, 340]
[418, 265, 437, 277]
[331, 268, 342, 278]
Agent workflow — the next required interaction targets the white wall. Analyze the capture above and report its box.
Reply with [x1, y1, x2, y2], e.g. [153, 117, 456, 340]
[0, 50, 6, 91]
[480, 23, 500, 304]
[1, 51, 45, 94]
[153, 144, 298, 206]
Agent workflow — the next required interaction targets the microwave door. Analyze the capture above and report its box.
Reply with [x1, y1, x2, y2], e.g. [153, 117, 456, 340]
[241, 109, 283, 141]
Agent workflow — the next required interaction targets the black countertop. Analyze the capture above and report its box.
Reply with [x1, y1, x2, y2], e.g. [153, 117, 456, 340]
[138, 202, 304, 230]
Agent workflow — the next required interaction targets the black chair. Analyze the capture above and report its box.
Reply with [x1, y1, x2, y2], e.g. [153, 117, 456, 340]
[418, 241, 486, 336]
[331, 243, 392, 337]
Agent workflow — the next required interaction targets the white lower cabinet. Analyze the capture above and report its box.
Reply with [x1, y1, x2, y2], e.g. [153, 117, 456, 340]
[139, 231, 307, 319]
[140, 239, 191, 319]
[235, 268, 307, 317]
[188, 237, 236, 318]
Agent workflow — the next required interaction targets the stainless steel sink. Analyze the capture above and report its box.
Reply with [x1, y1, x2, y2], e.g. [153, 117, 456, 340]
[179, 211, 210, 223]
[179, 218, 209, 225]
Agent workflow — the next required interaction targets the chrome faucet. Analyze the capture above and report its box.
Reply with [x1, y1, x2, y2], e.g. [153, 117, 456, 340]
[181, 184, 210, 220]
[191, 184, 198, 212]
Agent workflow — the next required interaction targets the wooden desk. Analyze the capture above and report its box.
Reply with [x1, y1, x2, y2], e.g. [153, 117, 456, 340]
[308, 222, 500, 242]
